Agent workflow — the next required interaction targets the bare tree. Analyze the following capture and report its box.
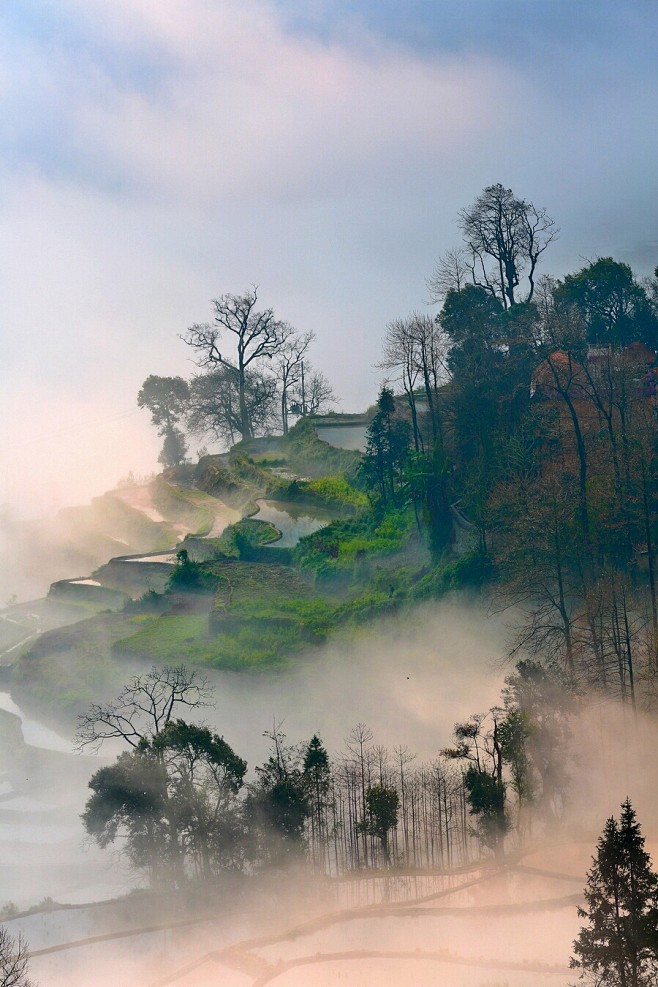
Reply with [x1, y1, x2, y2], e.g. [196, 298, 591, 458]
[380, 317, 424, 451]
[427, 247, 470, 304]
[182, 287, 288, 440]
[0, 928, 35, 987]
[186, 366, 277, 447]
[379, 313, 450, 452]
[304, 367, 338, 416]
[273, 329, 314, 434]
[75, 665, 213, 752]
[459, 183, 557, 308]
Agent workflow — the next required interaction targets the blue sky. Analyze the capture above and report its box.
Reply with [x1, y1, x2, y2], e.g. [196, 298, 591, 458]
[1, 0, 657, 515]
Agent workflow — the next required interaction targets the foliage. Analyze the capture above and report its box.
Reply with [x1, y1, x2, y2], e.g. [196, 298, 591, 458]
[150, 478, 215, 535]
[167, 549, 220, 592]
[74, 664, 578, 883]
[79, 668, 245, 884]
[158, 427, 188, 468]
[556, 257, 658, 349]
[113, 614, 212, 663]
[138, 376, 190, 432]
[138, 376, 191, 468]
[269, 474, 367, 512]
[359, 785, 399, 865]
[246, 726, 311, 865]
[215, 518, 281, 559]
[443, 712, 509, 858]
[282, 418, 361, 477]
[463, 764, 509, 855]
[501, 661, 571, 827]
[294, 505, 416, 583]
[572, 800, 658, 987]
[83, 721, 247, 883]
[359, 386, 411, 506]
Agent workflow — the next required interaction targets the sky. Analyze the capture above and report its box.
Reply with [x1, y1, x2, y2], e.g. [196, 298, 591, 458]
[1, 0, 658, 516]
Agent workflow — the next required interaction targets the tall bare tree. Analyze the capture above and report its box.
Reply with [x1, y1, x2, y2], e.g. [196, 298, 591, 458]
[182, 287, 287, 440]
[186, 366, 277, 446]
[458, 183, 557, 308]
[273, 329, 314, 434]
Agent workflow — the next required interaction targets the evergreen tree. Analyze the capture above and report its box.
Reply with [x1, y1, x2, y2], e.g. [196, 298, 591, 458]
[303, 735, 331, 868]
[360, 386, 410, 505]
[572, 800, 658, 987]
[158, 426, 188, 467]
[359, 785, 399, 866]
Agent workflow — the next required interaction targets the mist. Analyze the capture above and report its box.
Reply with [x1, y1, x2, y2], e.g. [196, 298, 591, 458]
[3, 0, 658, 984]
[4, 591, 658, 987]
[3, 0, 658, 519]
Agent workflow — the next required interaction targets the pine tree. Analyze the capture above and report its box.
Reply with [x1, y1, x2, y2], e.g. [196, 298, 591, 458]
[572, 799, 658, 987]
[360, 386, 410, 505]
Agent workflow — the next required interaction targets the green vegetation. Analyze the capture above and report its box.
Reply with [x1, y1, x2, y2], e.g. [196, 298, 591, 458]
[294, 506, 417, 583]
[150, 478, 215, 534]
[214, 518, 281, 557]
[280, 419, 360, 477]
[11, 612, 135, 716]
[22, 182, 658, 709]
[53, 491, 177, 557]
[269, 474, 367, 512]
[76, 656, 573, 884]
[114, 613, 212, 663]
[572, 800, 658, 987]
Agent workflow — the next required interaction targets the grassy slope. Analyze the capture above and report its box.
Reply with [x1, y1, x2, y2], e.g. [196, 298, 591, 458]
[12, 422, 488, 718]
[150, 478, 216, 535]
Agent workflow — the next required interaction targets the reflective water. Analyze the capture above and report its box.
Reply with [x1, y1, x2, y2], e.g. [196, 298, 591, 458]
[253, 500, 335, 547]
[0, 692, 72, 752]
[314, 424, 368, 451]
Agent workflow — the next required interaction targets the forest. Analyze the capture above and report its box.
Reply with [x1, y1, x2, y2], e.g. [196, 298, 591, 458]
[137, 182, 658, 708]
[5, 183, 658, 986]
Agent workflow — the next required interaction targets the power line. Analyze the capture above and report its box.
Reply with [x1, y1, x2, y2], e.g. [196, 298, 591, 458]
[6, 408, 144, 447]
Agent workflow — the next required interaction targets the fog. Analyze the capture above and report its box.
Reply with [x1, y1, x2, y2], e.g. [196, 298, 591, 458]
[3, 482, 657, 987]
[0, 599, 506, 903]
[4, 589, 658, 986]
[203, 597, 507, 765]
[3, 0, 658, 518]
[3, 2, 658, 978]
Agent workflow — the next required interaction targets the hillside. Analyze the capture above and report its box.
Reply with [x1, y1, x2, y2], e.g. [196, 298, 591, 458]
[5, 419, 486, 726]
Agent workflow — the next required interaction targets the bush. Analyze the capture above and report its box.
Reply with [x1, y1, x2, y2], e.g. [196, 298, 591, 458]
[268, 474, 367, 513]
[167, 550, 221, 592]
[294, 506, 415, 582]
[409, 551, 493, 601]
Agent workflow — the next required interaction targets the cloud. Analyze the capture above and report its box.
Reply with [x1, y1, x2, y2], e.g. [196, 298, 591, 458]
[4, 0, 518, 206]
[1, 0, 658, 515]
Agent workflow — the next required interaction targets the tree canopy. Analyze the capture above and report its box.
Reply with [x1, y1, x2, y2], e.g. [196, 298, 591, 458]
[572, 800, 658, 987]
[451, 183, 557, 308]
